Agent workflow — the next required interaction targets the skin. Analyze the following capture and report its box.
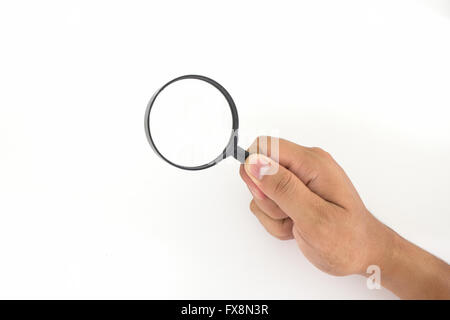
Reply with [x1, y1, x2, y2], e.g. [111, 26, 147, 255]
[239, 136, 450, 299]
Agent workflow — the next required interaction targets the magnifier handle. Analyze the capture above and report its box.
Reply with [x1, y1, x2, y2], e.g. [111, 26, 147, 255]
[234, 145, 250, 164]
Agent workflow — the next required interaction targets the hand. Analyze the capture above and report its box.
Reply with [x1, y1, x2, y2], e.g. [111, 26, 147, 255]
[239, 137, 388, 276]
[240, 137, 450, 298]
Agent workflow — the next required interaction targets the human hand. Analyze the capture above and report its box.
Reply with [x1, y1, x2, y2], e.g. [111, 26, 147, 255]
[239, 137, 391, 276]
[239, 137, 450, 299]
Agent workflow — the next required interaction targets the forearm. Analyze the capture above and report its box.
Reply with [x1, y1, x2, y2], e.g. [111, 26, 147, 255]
[379, 230, 450, 299]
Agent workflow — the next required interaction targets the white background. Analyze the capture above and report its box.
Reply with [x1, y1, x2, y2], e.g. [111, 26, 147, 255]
[0, 0, 449, 299]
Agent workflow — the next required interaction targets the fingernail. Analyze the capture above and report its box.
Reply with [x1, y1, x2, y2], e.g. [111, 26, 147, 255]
[246, 154, 272, 180]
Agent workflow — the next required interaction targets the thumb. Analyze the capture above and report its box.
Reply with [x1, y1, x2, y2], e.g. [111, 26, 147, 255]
[244, 153, 318, 225]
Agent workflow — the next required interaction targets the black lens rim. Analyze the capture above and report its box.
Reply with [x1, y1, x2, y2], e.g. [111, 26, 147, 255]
[144, 74, 239, 170]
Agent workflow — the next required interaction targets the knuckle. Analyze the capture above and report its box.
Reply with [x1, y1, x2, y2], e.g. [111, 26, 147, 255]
[249, 136, 282, 158]
[255, 135, 268, 145]
[250, 136, 271, 154]
[273, 172, 295, 196]
[274, 233, 292, 241]
[270, 208, 287, 220]
[311, 147, 332, 159]
[256, 135, 271, 142]
[272, 219, 293, 240]
[310, 146, 325, 154]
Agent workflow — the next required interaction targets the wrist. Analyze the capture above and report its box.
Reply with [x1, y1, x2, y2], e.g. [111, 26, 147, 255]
[358, 213, 397, 277]
[370, 225, 450, 299]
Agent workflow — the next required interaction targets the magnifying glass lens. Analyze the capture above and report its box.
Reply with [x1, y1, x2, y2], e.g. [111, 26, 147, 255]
[149, 79, 233, 168]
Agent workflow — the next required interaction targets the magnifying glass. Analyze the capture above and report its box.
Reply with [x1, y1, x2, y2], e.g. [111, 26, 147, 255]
[144, 75, 250, 170]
